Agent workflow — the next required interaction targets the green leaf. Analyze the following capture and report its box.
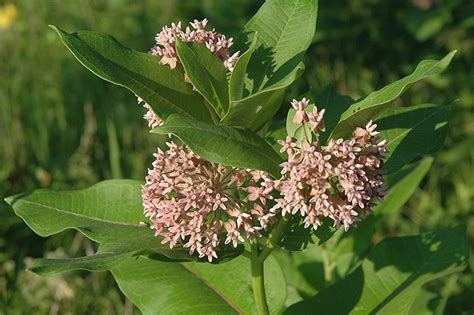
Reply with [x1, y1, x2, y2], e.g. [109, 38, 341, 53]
[286, 103, 313, 144]
[377, 104, 451, 174]
[331, 51, 456, 139]
[50, 26, 214, 123]
[333, 157, 435, 278]
[285, 225, 469, 315]
[175, 39, 229, 117]
[221, 82, 286, 130]
[274, 158, 435, 301]
[229, 32, 259, 101]
[375, 156, 433, 215]
[152, 114, 284, 178]
[222, 0, 318, 129]
[236, 0, 318, 92]
[4, 180, 242, 276]
[311, 85, 354, 143]
[111, 254, 287, 315]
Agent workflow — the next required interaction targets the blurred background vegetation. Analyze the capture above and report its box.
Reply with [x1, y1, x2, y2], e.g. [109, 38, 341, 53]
[0, 0, 472, 314]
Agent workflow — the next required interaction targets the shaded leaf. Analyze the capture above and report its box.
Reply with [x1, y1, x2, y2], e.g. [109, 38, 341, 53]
[175, 39, 229, 117]
[111, 254, 287, 315]
[285, 225, 468, 315]
[152, 114, 283, 178]
[377, 104, 451, 173]
[331, 51, 456, 138]
[333, 157, 435, 278]
[50, 26, 214, 123]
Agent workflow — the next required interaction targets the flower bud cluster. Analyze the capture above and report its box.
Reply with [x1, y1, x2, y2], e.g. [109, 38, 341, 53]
[272, 99, 387, 231]
[142, 142, 275, 262]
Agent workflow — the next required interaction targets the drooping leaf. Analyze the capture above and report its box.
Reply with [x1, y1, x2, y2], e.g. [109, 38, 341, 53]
[236, 0, 318, 92]
[111, 254, 287, 315]
[175, 39, 229, 117]
[331, 51, 456, 139]
[377, 104, 451, 174]
[152, 114, 284, 178]
[50, 26, 214, 123]
[4, 180, 242, 276]
[285, 225, 468, 315]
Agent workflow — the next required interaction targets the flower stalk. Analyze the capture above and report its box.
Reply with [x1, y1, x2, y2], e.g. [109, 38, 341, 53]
[251, 243, 270, 315]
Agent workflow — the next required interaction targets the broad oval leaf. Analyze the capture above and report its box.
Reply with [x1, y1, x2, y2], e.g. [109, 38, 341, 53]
[376, 103, 451, 174]
[111, 254, 287, 315]
[223, 0, 318, 129]
[152, 114, 284, 178]
[175, 39, 229, 117]
[331, 51, 456, 139]
[285, 225, 468, 315]
[4, 180, 242, 275]
[50, 26, 214, 123]
[236, 0, 318, 92]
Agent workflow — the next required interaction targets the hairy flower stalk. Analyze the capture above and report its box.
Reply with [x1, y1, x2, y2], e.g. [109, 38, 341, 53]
[138, 18, 239, 130]
[272, 98, 388, 231]
[142, 142, 275, 262]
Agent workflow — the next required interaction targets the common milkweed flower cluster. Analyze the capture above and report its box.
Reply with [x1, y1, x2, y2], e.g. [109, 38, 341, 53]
[151, 19, 239, 71]
[138, 19, 239, 134]
[272, 98, 388, 231]
[142, 143, 275, 261]
[142, 97, 387, 261]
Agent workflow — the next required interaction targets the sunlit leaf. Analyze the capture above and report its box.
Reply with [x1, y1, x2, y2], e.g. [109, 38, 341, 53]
[50, 26, 214, 123]
[152, 114, 283, 178]
[111, 254, 287, 315]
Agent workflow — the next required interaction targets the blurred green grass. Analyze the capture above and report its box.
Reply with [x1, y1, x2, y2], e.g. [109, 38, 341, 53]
[0, 0, 472, 314]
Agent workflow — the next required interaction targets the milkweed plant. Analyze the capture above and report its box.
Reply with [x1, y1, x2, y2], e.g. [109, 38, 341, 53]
[5, 1, 468, 314]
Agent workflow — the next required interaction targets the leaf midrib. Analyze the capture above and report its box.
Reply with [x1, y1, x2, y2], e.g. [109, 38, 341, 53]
[57, 29, 200, 120]
[258, 0, 300, 91]
[180, 264, 243, 314]
[161, 123, 282, 167]
[16, 199, 142, 227]
[343, 58, 449, 121]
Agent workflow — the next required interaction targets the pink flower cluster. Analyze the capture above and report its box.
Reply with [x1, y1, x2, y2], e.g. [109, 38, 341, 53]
[141, 98, 387, 260]
[138, 18, 239, 130]
[272, 99, 387, 231]
[151, 19, 239, 71]
[142, 142, 275, 262]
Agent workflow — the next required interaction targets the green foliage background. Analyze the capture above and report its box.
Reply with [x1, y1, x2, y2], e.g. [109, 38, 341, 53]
[0, 0, 472, 314]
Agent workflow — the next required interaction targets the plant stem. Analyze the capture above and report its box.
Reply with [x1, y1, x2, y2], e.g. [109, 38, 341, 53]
[258, 214, 289, 263]
[251, 243, 270, 315]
